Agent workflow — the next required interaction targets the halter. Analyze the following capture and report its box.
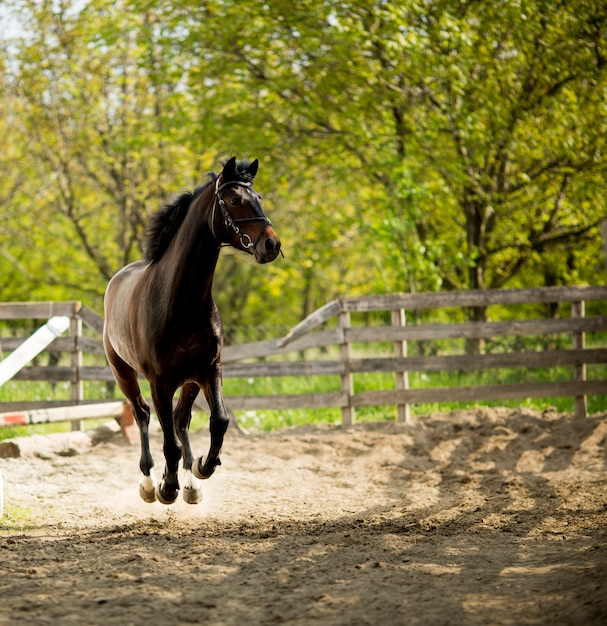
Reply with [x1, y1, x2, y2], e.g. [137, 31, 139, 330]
[210, 176, 272, 250]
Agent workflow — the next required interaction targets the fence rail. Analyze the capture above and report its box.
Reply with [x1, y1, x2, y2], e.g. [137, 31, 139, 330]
[1, 285, 606, 428]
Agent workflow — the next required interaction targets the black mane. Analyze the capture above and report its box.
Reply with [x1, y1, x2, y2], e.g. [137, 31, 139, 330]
[143, 160, 257, 263]
[144, 180, 213, 263]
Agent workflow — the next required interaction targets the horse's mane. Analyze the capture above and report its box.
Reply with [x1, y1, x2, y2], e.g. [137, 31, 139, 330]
[143, 182, 210, 263]
[143, 160, 257, 263]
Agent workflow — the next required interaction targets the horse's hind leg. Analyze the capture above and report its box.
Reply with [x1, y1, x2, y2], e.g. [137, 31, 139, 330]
[174, 382, 202, 504]
[106, 354, 157, 503]
[131, 394, 158, 503]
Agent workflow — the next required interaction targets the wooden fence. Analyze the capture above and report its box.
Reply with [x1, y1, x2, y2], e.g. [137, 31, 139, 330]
[0, 285, 606, 429]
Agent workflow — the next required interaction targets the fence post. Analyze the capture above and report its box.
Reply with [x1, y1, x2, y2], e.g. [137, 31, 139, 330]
[339, 308, 354, 427]
[392, 308, 411, 423]
[70, 307, 84, 431]
[572, 300, 587, 419]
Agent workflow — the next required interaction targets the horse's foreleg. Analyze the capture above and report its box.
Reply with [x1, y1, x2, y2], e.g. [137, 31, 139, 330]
[175, 382, 202, 504]
[151, 383, 181, 505]
[193, 369, 229, 480]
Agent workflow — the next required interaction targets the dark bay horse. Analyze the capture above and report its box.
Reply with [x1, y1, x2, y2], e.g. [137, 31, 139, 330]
[103, 157, 281, 505]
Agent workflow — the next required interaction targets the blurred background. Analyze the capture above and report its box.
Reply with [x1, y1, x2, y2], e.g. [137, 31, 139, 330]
[0, 0, 605, 338]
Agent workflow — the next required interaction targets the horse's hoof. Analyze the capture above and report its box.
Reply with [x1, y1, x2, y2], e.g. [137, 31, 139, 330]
[192, 456, 220, 480]
[183, 486, 203, 505]
[155, 483, 179, 505]
[139, 484, 157, 503]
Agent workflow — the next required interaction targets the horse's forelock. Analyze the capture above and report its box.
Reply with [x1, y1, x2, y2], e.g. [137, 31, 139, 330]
[222, 159, 256, 185]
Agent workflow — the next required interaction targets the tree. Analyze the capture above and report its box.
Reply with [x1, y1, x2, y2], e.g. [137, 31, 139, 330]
[1, 0, 210, 306]
[182, 0, 607, 320]
[1, 0, 605, 339]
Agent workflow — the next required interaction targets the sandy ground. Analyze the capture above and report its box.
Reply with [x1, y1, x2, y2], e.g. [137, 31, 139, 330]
[0, 407, 606, 626]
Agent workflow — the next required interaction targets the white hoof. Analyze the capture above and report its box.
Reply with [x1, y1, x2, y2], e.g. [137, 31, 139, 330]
[139, 473, 158, 503]
[183, 487, 202, 505]
[183, 469, 202, 504]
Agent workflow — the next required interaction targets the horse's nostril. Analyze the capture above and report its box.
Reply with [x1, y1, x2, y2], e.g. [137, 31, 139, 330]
[266, 238, 279, 252]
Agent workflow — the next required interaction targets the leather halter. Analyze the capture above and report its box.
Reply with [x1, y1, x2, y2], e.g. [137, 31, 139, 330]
[210, 177, 272, 249]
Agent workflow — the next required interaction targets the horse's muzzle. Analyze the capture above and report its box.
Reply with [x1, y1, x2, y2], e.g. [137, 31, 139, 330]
[254, 227, 281, 263]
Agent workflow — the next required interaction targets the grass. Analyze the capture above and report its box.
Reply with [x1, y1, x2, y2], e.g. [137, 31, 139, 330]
[0, 503, 49, 533]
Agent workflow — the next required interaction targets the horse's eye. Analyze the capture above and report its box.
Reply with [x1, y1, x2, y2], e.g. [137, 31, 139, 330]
[230, 197, 240, 206]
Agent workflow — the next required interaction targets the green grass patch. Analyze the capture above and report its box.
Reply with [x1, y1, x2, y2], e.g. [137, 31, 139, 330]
[0, 503, 50, 533]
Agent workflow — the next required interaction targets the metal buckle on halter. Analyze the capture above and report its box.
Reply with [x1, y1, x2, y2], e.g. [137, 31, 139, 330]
[239, 232, 253, 249]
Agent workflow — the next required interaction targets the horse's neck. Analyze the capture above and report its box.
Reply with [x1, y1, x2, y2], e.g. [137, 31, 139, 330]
[157, 192, 220, 311]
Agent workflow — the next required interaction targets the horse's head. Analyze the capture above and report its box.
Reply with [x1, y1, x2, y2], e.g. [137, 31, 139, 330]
[212, 156, 281, 264]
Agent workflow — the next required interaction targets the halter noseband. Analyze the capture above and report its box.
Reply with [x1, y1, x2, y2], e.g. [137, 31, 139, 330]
[211, 177, 272, 250]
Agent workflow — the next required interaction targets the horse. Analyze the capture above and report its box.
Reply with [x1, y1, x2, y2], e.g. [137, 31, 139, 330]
[103, 157, 281, 505]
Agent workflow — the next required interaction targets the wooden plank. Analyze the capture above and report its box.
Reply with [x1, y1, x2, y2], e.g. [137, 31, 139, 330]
[224, 392, 347, 410]
[224, 360, 343, 378]
[11, 349, 606, 382]
[0, 302, 81, 320]
[13, 366, 76, 381]
[222, 347, 607, 379]
[0, 337, 103, 356]
[75, 337, 105, 354]
[0, 338, 26, 351]
[14, 366, 114, 382]
[0, 401, 124, 427]
[274, 329, 343, 354]
[346, 316, 607, 344]
[343, 285, 607, 312]
[351, 380, 607, 407]
[0, 336, 89, 353]
[349, 348, 607, 375]
[222, 338, 282, 362]
[78, 305, 104, 334]
[222, 329, 343, 362]
[1, 290, 606, 423]
[11, 317, 599, 358]
[278, 299, 343, 347]
[79, 366, 115, 381]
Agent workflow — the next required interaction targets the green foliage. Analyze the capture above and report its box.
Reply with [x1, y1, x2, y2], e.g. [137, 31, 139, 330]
[0, 0, 605, 326]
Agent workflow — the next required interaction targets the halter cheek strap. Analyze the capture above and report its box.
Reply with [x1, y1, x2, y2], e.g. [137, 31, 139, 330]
[210, 177, 272, 249]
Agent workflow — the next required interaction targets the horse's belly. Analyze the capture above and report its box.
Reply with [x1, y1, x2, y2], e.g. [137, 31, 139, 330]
[104, 262, 149, 371]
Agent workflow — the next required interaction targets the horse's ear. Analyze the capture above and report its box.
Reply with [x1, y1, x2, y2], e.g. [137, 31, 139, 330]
[223, 156, 237, 180]
[247, 159, 259, 179]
